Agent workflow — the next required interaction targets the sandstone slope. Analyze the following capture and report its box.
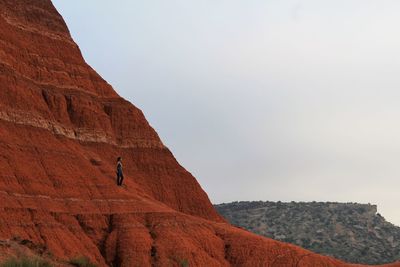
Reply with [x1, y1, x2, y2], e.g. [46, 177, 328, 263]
[0, 1, 398, 266]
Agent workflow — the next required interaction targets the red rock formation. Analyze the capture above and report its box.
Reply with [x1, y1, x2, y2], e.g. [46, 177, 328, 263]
[0, 1, 399, 266]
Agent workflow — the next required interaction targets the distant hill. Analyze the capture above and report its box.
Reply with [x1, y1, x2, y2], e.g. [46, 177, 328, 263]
[215, 201, 400, 265]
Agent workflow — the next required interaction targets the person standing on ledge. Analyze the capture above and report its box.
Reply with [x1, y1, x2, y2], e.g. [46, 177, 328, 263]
[116, 157, 124, 186]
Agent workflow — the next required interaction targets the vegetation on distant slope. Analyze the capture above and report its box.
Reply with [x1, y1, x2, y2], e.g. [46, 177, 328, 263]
[215, 201, 400, 265]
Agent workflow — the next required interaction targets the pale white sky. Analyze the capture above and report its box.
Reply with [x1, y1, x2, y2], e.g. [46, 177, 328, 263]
[52, 0, 400, 225]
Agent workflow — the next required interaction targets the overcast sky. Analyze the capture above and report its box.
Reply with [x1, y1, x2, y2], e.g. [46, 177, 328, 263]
[52, 0, 400, 225]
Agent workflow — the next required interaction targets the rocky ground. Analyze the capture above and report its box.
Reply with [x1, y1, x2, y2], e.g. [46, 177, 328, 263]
[215, 201, 400, 265]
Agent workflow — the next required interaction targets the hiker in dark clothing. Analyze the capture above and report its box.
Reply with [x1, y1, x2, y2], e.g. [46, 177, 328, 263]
[116, 157, 124, 186]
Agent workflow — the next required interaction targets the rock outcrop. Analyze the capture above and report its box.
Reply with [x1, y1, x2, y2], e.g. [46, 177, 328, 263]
[215, 201, 400, 265]
[0, 1, 399, 266]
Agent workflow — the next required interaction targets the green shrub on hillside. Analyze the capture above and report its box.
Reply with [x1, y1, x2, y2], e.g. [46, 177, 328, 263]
[180, 259, 189, 267]
[68, 257, 96, 267]
[1, 257, 52, 267]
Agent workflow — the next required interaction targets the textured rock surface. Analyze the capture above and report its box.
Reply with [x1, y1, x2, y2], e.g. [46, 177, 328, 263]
[215, 201, 400, 265]
[0, 0, 399, 266]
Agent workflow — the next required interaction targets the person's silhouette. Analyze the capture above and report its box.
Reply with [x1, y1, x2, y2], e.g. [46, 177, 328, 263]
[116, 157, 124, 186]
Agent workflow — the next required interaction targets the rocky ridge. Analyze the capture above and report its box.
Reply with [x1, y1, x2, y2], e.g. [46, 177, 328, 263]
[215, 201, 400, 265]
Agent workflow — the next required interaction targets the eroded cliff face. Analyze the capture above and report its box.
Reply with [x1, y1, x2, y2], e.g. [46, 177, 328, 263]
[0, 1, 398, 266]
[0, 0, 221, 222]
